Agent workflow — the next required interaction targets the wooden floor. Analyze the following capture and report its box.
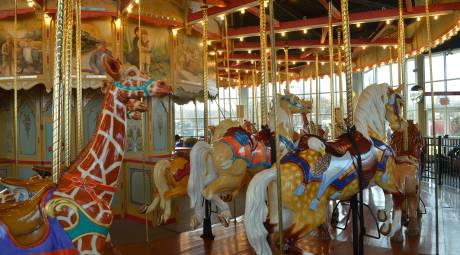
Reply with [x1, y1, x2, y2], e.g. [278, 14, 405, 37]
[108, 181, 460, 255]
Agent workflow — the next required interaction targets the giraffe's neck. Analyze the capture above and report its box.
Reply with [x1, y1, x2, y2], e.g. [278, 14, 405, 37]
[54, 86, 127, 219]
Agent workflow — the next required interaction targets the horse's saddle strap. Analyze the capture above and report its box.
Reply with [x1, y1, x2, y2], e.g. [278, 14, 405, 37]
[326, 131, 372, 156]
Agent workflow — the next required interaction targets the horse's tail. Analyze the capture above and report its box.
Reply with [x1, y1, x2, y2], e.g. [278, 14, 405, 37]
[245, 167, 276, 255]
[188, 141, 214, 211]
[140, 159, 170, 214]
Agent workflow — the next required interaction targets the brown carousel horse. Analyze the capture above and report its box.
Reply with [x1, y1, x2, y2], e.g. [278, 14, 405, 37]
[188, 92, 312, 228]
[0, 56, 171, 255]
[245, 83, 410, 255]
[376, 119, 424, 239]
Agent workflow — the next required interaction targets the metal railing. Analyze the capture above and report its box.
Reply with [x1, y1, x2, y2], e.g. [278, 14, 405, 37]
[421, 136, 460, 188]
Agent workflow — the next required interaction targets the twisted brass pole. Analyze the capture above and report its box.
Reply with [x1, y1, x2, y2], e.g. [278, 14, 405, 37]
[259, 0, 268, 126]
[315, 52, 320, 131]
[328, 1, 335, 138]
[76, 0, 83, 153]
[284, 47, 289, 93]
[52, 0, 65, 183]
[63, 0, 73, 166]
[268, 0, 283, 252]
[224, 15, 232, 119]
[202, 4, 209, 141]
[337, 28, 344, 117]
[398, 0, 408, 151]
[340, 0, 353, 127]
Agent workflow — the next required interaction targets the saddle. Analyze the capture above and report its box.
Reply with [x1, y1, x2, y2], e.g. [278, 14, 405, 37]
[326, 131, 372, 157]
[0, 176, 53, 194]
[0, 184, 53, 246]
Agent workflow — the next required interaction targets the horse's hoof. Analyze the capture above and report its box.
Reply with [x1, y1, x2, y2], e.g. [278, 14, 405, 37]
[390, 231, 403, 242]
[377, 209, 387, 222]
[138, 204, 148, 214]
[380, 223, 392, 236]
[190, 215, 201, 229]
[218, 214, 230, 227]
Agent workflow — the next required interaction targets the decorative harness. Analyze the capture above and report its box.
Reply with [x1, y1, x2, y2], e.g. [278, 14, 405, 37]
[114, 79, 158, 96]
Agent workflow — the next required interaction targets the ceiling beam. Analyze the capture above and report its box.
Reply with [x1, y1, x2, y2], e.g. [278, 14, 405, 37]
[229, 38, 405, 51]
[187, 0, 258, 24]
[247, 6, 280, 28]
[320, 27, 328, 44]
[223, 53, 335, 63]
[227, 2, 460, 38]
[318, 0, 341, 20]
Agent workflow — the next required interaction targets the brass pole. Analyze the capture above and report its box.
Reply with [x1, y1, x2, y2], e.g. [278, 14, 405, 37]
[284, 47, 289, 93]
[224, 15, 232, 119]
[268, 0, 283, 252]
[202, 4, 209, 141]
[389, 47, 394, 87]
[63, 0, 73, 166]
[315, 52, 320, 130]
[424, 1, 438, 254]
[252, 67, 256, 125]
[75, 0, 83, 153]
[337, 28, 344, 116]
[13, 0, 18, 171]
[398, 0, 408, 151]
[52, 0, 66, 183]
[328, 1, 335, 138]
[309, 70, 314, 129]
[340, 0, 354, 127]
[259, 0, 268, 126]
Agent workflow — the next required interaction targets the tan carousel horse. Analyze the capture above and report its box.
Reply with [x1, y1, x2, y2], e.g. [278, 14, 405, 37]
[188, 92, 312, 228]
[245, 83, 410, 255]
[138, 119, 250, 224]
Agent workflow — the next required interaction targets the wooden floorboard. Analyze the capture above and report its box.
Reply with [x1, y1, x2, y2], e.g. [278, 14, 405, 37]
[108, 181, 459, 254]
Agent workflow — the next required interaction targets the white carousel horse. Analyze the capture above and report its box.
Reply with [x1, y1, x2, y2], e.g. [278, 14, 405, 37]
[245, 83, 409, 255]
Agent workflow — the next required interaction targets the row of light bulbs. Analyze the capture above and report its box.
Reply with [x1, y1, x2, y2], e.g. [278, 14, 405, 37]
[218, 18, 460, 83]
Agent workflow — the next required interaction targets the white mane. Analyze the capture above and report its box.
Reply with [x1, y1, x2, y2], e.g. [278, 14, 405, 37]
[354, 83, 389, 139]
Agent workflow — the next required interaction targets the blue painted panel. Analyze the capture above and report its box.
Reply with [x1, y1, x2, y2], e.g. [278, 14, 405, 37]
[128, 167, 152, 205]
[19, 102, 36, 155]
[18, 166, 35, 179]
[152, 98, 168, 152]
[84, 95, 103, 145]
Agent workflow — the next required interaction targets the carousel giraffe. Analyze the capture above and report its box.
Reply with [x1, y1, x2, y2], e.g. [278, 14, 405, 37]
[0, 56, 171, 255]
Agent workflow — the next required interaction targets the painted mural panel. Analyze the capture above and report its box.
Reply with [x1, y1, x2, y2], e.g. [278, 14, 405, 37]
[0, 15, 43, 76]
[18, 97, 36, 155]
[126, 118, 143, 153]
[46, 0, 118, 12]
[152, 97, 169, 153]
[174, 30, 217, 100]
[123, 21, 170, 80]
[81, 18, 114, 75]
[83, 90, 104, 145]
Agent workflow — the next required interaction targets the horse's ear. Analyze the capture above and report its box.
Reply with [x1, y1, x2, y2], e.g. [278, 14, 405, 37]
[103, 55, 121, 80]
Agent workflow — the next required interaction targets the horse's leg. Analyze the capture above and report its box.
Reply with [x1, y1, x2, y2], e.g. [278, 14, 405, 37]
[405, 175, 421, 237]
[378, 192, 392, 223]
[202, 159, 247, 200]
[164, 185, 188, 199]
[211, 195, 232, 227]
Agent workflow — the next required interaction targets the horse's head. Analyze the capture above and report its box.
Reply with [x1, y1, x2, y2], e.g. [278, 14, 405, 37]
[103, 56, 171, 120]
[385, 85, 407, 132]
[279, 90, 313, 114]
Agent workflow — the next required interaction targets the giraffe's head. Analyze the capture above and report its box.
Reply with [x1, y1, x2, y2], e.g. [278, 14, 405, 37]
[103, 56, 171, 120]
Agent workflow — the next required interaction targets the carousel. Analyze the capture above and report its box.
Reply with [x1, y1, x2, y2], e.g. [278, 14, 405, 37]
[0, 0, 459, 254]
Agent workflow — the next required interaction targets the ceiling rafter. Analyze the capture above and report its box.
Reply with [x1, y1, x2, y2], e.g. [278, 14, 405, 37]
[318, 0, 341, 20]
[226, 2, 460, 38]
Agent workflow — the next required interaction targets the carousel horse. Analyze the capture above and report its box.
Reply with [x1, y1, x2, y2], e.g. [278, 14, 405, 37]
[376, 119, 423, 239]
[245, 83, 409, 255]
[138, 120, 258, 224]
[188, 92, 312, 229]
[0, 56, 171, 255]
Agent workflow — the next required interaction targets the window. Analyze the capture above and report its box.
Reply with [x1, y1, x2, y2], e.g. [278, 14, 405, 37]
[425, 50, 460, 137]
